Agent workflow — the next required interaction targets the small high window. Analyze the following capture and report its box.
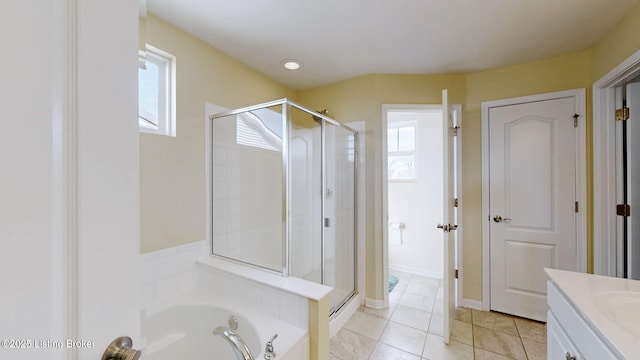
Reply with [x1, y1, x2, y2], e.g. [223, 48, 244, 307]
[388, 123, 416, 180]
[139, 45, 175, 136]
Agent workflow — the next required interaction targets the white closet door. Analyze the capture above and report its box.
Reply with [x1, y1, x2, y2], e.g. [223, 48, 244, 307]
[489, 96, 577, 321]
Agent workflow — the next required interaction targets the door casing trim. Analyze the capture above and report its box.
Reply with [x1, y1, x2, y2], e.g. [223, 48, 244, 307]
[382, 103, 460, 309]
[593, 49, 640, 277]
[481, 89, 587, 311]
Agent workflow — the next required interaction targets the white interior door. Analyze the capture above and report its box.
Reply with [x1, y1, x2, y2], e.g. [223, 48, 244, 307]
[441, 90, 456, 344]
[0, 2, 141, 359]
[488, 96, 578, 321]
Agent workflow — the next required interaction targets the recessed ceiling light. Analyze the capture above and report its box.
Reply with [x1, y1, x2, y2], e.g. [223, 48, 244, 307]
[282, 59, 302, 70]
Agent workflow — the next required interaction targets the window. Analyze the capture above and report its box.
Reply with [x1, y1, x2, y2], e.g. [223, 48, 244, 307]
[388, 122, 416, 180]
[236, 111, 281, 151]
[139, 45, 176, 136]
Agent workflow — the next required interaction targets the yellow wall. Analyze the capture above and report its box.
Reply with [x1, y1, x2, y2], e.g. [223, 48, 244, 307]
[299, 58, 592, 302]
[592, 3, 640, 81]
[463, 51, 593, 300]
[141, 1, 640, 304]
[299, 74, 466, 301]
[140, 15, 295, 253]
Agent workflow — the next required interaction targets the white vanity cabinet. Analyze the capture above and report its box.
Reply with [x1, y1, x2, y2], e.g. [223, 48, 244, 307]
[546, 268, 639, 360]
[547, 280, 616, 359]
[547, 311, 581, 360]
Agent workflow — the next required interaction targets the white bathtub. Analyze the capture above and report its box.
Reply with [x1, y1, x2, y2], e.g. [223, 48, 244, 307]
[141, 291, 309, 360]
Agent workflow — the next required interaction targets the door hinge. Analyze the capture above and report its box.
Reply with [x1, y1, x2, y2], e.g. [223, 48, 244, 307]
[617, 204, 631, 217]
[575, 201, 579, 213]
[454, 198, 459, 207]
[452, 126, 460, 136]
[573, 114, 579, 128]
[454, 269, 459, 279]
[616, 107, 630, 121]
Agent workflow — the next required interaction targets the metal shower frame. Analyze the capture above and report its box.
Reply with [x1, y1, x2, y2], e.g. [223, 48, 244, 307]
[209, 98, 358, 301]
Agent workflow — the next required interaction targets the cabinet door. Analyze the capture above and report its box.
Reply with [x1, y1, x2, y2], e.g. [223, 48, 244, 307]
[547, 311, 581, 360]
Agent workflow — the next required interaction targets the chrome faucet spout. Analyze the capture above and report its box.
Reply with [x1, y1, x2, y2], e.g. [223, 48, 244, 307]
[213, 326, 255, 360]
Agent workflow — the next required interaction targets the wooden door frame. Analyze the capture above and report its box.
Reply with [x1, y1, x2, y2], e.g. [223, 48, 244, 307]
[480, 89, 587, 311]
[593, 49, 640, 277]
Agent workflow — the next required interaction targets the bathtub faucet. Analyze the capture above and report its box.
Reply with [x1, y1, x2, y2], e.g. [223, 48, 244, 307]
[213, 326, 255, 360]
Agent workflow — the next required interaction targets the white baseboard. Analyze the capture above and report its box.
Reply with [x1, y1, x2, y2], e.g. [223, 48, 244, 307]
[462, 298, 483, 310]
[364, 297, 385, 310]
[329, 293, 362, 338]
[389, 264, 443, 279]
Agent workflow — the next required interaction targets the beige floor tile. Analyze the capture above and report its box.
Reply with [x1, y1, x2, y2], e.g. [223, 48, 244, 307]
[389, 288, 404, 305]
[451, 319, 473, 346]
[369, 342, 421, 360]
[473, 325, 527, 360]
[390, 304, 431, 331]
[343, 311, 388, 340]
[410, 275, 441, 288]
[332, 279, 549, 360]
[428, 313, 444, 336]
[523, 338, 547, 360]
[435, 285, 444, 301]
[422, 333, 474, 360]
[379, 321, 428, 356]
[399, 292, 435, 312]
[514, 317, 546, 343]
[454, 307, 472, 323]
[472, 309, 519, 336]
[432, 298, 444, 315]
[474, 348, 516, 360]
[405, 281, 439, 297]
[329, 328, 377, 360]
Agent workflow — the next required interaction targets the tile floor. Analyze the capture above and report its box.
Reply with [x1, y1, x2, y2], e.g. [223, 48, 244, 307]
[330, 271, 547, 360]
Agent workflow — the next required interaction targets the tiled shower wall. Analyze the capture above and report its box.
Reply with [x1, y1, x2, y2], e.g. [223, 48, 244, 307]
[211, 113, 284, 272]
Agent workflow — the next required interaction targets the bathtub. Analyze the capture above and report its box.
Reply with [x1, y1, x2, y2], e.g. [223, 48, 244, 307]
[141, 291, 309, 360]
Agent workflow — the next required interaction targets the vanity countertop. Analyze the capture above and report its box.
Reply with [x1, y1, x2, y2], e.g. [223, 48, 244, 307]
[545, 268, 640, 359]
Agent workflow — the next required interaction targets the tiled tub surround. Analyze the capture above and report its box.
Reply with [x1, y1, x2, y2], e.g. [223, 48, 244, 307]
[141, 292, 309, 360]
[139, 243, 333, 360]
[140, 240, 208, 307]
[197, 256, 334, 360]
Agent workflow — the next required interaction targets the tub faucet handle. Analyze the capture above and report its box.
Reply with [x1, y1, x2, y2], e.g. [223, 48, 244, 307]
[264, 334, 278, 359]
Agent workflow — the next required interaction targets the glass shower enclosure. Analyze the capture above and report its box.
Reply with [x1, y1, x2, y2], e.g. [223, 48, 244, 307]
[209, 99, 357, 315]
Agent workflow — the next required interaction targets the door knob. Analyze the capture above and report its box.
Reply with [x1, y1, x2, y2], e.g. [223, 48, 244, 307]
[493, 215, 512, 223]
[102, 336, 141, 360]
[437, 224, 458, 232]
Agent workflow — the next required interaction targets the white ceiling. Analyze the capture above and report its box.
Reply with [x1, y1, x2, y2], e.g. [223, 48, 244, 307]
[147, 0, 639, 90]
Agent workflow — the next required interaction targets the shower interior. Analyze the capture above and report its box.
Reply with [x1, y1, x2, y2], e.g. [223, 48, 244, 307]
[209, 98, 357, 315]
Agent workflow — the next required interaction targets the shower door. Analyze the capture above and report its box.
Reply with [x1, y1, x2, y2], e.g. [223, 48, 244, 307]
[289, 107, 323, 282]
[288, 108, 357, 314]
[324, 123, 357, 313]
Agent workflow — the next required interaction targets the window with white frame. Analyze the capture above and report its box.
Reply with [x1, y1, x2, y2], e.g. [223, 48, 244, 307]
[388, 122, 416, 180]
[139, 45, 176, 136]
